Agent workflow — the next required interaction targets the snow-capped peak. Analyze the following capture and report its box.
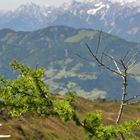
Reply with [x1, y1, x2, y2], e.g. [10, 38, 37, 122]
[0, 0, 139, 42]
[113, 0, 137, 5]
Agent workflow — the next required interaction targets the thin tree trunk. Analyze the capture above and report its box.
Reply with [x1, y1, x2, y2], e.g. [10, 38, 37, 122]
[116, 76, 127, 124]
[116, 73, 127, 140]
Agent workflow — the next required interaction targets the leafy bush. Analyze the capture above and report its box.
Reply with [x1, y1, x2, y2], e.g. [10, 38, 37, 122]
[0, 60, 139, 139]
[54, 99, 73, 121]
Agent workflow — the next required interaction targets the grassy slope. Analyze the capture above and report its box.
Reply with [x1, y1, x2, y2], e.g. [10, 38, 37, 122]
[0, 97, 140, 140]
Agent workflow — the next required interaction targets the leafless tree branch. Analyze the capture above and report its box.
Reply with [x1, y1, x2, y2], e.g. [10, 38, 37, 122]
[103, 53, 122, 74]
[77, 30, 140, 140]
[86, 43, 122, 76]
[95, 30, 102, 54]
[124, 94, 140, 103]
[75, 53, 93, 62]
[126, 51, 139, 68]
[122, 49, 132, 62]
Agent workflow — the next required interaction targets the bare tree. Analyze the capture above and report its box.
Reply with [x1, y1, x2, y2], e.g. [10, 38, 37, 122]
[77, 31, 140, 140]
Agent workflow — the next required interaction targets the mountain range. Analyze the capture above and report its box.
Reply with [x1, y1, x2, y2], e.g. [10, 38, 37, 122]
[0, 0, 140, 42]
[0, 25, 140, 100]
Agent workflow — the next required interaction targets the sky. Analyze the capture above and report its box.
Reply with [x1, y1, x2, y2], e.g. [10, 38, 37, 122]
[0, 0, 73, 10]
[0, 0, 139, 11]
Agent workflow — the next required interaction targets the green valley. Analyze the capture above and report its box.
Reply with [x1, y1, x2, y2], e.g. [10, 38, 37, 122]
[0, 26, 140, 99]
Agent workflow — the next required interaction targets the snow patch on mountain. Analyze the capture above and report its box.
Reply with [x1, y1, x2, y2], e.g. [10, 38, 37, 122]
[0, 0, 140, 42]
[113, 0, 140, 6]
[87, 4, 105, 15]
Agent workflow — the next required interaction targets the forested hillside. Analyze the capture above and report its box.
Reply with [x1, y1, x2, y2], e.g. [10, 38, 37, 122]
[0, 26, 140, 99]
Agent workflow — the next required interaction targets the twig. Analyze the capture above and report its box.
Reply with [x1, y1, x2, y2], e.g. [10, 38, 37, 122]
[75, 53, 93, 62]
[86, 43, 122, 76]
[95, 30, 102, 54]
[125, 95, 140, 103]
[122, 49, 131, 62]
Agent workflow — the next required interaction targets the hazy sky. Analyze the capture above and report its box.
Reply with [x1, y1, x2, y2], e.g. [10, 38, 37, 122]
[0, 0, 73, 10]
[0, 0, 139, 10]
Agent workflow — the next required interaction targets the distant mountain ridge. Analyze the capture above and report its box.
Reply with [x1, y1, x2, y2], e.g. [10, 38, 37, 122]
[0, 0, 140, 42]
[0, 25, 140, 100]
